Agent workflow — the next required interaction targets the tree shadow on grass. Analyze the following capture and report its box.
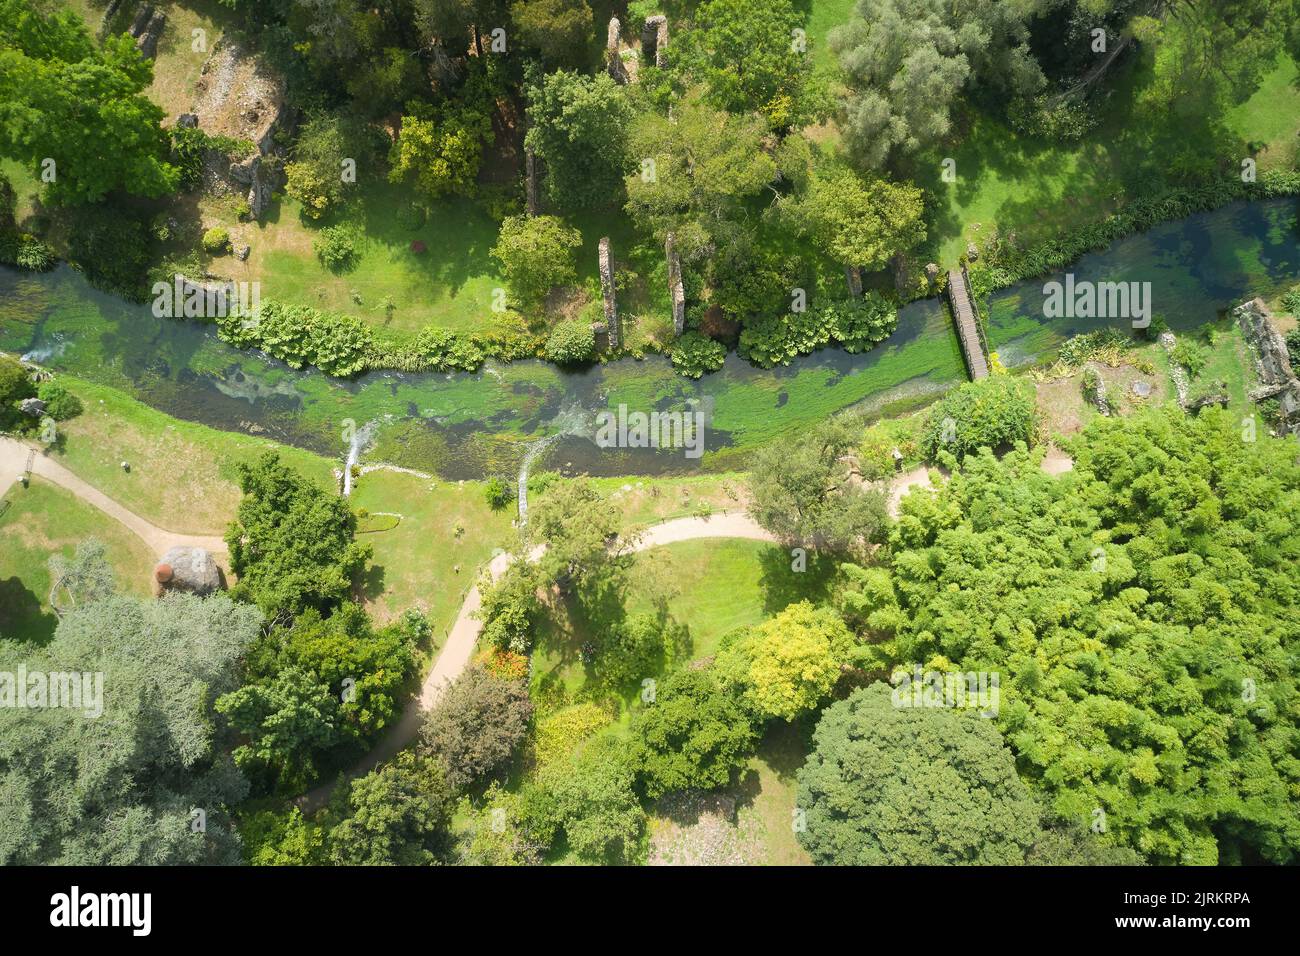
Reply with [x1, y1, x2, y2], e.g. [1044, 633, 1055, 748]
[755, 544, 837, 616]
[0, 575, 56, 645]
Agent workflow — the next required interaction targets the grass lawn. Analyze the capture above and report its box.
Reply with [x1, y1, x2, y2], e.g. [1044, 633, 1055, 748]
[531, 537, 838, 700]
[52, 376, 335, 534]
[581, 472, 749, 531]
[0, 477, 156, 645]
[65, 0, 234, 122]
[349, 468, 515, 630]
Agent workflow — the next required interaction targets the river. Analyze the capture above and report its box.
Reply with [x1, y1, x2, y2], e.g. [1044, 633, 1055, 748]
[1, 197, 1295, 479]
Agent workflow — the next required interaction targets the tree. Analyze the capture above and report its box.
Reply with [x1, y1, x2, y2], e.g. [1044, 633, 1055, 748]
[225, 453, 372, 622]
[624, 89, 775, 253]
[328, 752, 454, 865]
[864, 407, 1300, 864]
[720, 601, 853, 720]
[672, 0, 809, 128]
[829, 0, 1043, 168]
[545, 317, 595, 364]
[216, 665, 341, 793]
[524, 69, 633, 209]
[510, 0, 593, 68]
[775, 166, 925, 272]
[388, 98, 491, 200]
[797, 683, 1042, 864]
[47, 538, 115, 616]
[524, 478, 622, 590]
[537, 734, 643, 862]
[631, 667, 758, 798]
[0, 593, 261, 864]
[0, 0, 179, 203]
[285, 113, 365, 219]
[246, 602, 417, 744]
[491, 214, 582, 310]
[748, 416, 889, 549]
[920, 375, 1038, 460]
[419, 666, 533, 790]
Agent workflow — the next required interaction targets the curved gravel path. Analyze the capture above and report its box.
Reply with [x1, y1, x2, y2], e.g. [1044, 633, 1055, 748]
[0, 438, 227, 554]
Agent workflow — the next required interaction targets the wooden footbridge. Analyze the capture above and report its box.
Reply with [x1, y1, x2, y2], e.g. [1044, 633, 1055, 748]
[946, 267, 990, 380]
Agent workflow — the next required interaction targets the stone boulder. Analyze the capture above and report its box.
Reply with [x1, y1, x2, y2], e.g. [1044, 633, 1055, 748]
[155, 547, 222, 597]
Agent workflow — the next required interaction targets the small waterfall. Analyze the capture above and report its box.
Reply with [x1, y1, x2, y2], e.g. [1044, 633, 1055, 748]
[342, 420, 379, 497]
[517, 402, 592, 522]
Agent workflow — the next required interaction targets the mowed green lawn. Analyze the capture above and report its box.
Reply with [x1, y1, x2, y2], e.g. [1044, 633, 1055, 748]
[531, 537, 838, 698]
[349, 468, 516, 630]
[0, 478, 156, 645]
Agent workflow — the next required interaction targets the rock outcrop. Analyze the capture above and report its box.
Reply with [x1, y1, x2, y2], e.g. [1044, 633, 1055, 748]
[1235, 297, 1300, 435]
[154, 547, 222, 597]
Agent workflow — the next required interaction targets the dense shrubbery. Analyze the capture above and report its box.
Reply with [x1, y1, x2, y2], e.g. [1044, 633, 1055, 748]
[36, 380, 82, 420]
[313, 223, 362, 272]
[920, 374, 1038, 460]
[218, 301, 376, 378]
[853, 408, 1300, 864]
[669, 331, 726, 377]
[202, 226, 231, 254]
[545, 317, 596, 364]
[821, 293, 899, 352]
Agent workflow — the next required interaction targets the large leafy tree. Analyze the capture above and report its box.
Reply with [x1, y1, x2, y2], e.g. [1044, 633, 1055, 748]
[510, 0, 594, 68]
[748, 416, 889, 550]
[720, 601, 855, 720]
[829, 0, 1044, 168]
[0, 593, 261, 865]
[524, 69, 633, 210]
[631, 667, 758, 798]
[388, 98, 492, 201]
[225, 453, 372, 623]
[624, 89, 776, 254]
[419, 666, 533, 790]
[774, 166, 925, 272]
[490, 214, 582, 310]
[0, 0, 178, 203]
[797, 683, 1043, 865]
[854, 407, 1300, 864]
[672, 0, 810, 128]
[534, 734, 644, 862]
[216, 664, 342, 793]
[328, 752, 455, 865]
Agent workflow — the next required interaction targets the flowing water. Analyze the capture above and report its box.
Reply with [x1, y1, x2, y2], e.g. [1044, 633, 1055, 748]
[1, 197, 1296, 479]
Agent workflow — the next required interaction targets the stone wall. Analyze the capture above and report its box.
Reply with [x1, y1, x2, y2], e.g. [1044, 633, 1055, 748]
[642, 16, 669, 67]
[607, 18, 629, 85]
[666, 232, 685, 335]
[1234, 297, 1300, 435]
[599, 237, 620, 350]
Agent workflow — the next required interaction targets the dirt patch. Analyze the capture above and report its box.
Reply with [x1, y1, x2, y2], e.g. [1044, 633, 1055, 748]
[1036, 360, 1165, 438]
[190, 36, 285, 152]
[649, 791, 765, 866]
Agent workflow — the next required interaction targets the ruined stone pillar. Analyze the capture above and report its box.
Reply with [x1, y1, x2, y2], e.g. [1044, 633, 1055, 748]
[642, 16, 668, 67]
[845, 265, 862, 298]
[525, 147, 539, 216]
[607, 18, 629, 84]
[666, 232, 685, 335]
[599, 237, 620, 350]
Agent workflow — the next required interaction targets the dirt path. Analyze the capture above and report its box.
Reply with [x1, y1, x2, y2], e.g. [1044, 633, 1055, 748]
[0, 438, 227, 555]
[296, 511, 776, 810]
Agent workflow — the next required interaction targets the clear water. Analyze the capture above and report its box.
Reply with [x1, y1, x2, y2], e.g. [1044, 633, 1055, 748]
[1, 197, 1295, 479]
